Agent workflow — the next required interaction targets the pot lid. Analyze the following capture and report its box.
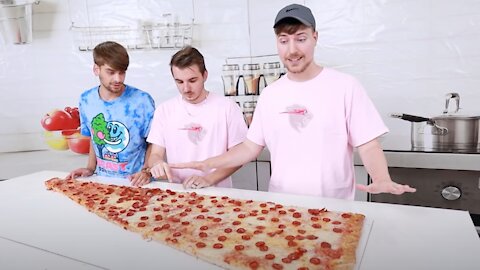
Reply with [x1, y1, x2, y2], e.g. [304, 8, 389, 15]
[432, 92, 480, 119]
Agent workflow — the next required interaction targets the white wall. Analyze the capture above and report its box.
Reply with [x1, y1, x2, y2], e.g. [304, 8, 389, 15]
[1, 0, 480, 153]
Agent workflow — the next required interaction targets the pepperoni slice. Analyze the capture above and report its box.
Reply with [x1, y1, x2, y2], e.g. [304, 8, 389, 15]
[285, 235, 295, 241]
[255, 241, 265, 247]
[162, 224, 170, 230]
[181, 221, 190, 225]
[236, 228, 246, 233]
[323, 217, 331, 222]
[140, 216, 149, 220]
[287, 240, 297, 247]
[173, 232, 182, 237]
[278, 224, 286, 229]
[224, 228, 233, 233]
[265, 254, 275, 260]
[341, 213, 352, 218]
[200, 226, 209, 231]
[292, 221, 301, 226]
[320, 241, 331, 249]
[235, 245, 245, 251]
[254, 229, 263, 234]
[213, 218, 222, 222]
[306, 235, 318, 240]
[233, 207, 241, 212]
[196, 242, 206, 248]
[218, 236, 227, 242]
[271, 217, 279, 222]
[179, 212, 188, 217]
[196, 215, 205, 219]
[311, 217, 319, 221]
[310, 257, 321, 265]
[308, 209, 320, 215]
[332, 221, 341, 225]
[259, 203, 267, 208]
[333, 228, 343, 233]
[238, 214, 246, 218]
[281, 257, 292, 264]
[247, 261, 258, 269]
[199, 232, 208, 238]
[259, 245, 269, 252]
[153, 227, 162, 232]
[233, 221, 241, 226]
[297, 229, 306, 234]
[312, 223, 322, 229]
[293, 212, 301, 218]
[242, 235, 251, 240]
[137, 222, 146, 227]
[272, 263, 283, 269]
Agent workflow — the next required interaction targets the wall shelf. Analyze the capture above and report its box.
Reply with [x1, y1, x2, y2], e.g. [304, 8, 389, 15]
[70, 21, 193, 51]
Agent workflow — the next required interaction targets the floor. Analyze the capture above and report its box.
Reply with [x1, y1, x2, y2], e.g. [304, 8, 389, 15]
[0, 150, 86, 180]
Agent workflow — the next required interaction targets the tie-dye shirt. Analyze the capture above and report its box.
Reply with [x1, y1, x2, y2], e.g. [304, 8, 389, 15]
[79, 85, 155, 178]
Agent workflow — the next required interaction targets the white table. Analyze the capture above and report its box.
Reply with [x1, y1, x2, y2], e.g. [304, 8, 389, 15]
[1, 171, 479, 270]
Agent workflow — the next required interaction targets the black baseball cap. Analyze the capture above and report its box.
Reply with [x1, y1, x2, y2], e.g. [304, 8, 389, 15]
[273, 4, 316, 30]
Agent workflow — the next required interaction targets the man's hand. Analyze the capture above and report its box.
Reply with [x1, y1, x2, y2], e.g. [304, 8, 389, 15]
[150, 162, 173, 182]
[129, 169, 152, 187]
[356, 181, 416, 195]
[170, 161, 209, 173]
[66, 168, 94, 180]
[183, 175, 213, 189]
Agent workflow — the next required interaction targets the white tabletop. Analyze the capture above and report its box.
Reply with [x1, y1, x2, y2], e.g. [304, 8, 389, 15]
[1, 171, 479, 270]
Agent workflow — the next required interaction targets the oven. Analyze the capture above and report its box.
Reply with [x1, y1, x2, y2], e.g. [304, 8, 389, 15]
[369, 167, 480, 235]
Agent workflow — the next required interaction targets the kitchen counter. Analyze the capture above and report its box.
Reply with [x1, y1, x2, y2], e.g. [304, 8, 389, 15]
[1, 171, 479, 270]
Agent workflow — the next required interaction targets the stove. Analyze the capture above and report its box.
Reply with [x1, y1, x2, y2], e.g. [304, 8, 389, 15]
[369, 142, 480, 235]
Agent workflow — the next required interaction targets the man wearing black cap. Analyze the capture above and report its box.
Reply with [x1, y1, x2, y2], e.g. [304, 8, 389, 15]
[172, 4, 416, 200]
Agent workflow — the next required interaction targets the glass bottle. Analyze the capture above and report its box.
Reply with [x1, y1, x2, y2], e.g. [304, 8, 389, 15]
[243, 101, 257, 127]
[242, 63, 261, 95]
[222, 64, 240, 96]
[263, 62, 281, 86]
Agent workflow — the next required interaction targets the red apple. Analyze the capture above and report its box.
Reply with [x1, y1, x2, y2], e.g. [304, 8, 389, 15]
[41, 109, 79, 131]
[66, 133, 90, 154]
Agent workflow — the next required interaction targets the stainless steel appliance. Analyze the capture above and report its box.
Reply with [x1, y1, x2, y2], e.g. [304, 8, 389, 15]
[369, 167, 480, 234]
[391, 93, 480, 152]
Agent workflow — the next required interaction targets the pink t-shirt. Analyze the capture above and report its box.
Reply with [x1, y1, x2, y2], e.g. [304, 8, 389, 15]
[147, 92, 247, 187]
[247, 68, 388, 199]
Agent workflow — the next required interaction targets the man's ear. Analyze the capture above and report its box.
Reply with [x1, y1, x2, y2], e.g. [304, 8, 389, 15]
[93, 64, 100, 76]
[203, 70, 208, 82]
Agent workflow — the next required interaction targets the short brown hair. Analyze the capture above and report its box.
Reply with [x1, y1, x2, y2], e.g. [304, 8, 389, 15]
[93, 41, 129, 71]
[274, 18, 314, 36]
[170, 46, 207, 74]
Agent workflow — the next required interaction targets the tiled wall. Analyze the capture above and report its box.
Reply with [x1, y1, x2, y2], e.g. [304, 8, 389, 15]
[1, 0, 480, 153]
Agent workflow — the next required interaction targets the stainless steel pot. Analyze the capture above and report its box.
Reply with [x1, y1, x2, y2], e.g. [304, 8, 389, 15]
[391, 93, 480, 152]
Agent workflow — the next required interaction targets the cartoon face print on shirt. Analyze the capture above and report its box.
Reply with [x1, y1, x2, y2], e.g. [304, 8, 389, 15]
[179, 123, 206, 144]
[91, 113, 130, 155]
[281, 104, 313, 131]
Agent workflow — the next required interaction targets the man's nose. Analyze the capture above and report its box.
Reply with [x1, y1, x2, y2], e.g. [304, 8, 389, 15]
[183, 82, 191, 92]
[113, 73, 122, 82]
[287, 40, 298, 54]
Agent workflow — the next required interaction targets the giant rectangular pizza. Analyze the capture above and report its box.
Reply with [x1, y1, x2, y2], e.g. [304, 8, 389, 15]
[45, 177, 365, 270]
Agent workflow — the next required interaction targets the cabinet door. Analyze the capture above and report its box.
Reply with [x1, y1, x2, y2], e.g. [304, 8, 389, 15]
[257, 161, 271, 191]
[354, 165, 368, 201]
[232, 162, 258, 190]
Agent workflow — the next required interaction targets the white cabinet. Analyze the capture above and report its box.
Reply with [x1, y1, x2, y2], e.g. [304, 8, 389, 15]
[231, 162, 257, 190]
[231, 161, 271, 191]
[354, 165, 368, 201]
[257, 161, 271, 191]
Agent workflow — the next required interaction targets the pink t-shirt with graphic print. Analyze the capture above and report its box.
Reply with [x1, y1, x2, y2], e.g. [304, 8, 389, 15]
[147, 92, 247, 187]
[247, 68, 388, 200]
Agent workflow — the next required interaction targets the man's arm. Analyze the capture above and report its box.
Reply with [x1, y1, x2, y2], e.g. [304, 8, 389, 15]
[147, 144, 171, 181]
[356, 138, 416, 194]
[129, 142, 154, 186]
[66, 139, 96, 179]
[171, 139, 263, 172]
